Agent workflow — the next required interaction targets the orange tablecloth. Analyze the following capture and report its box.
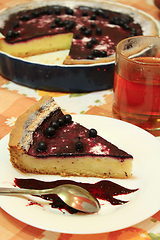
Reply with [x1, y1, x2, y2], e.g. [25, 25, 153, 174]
[0, 0, 160, 239]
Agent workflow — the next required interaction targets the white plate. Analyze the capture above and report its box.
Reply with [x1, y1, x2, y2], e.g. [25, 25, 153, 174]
[0, 115, 160, 234]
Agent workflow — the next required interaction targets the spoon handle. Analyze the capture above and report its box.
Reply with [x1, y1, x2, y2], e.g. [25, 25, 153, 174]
[0, 187, 55, 196]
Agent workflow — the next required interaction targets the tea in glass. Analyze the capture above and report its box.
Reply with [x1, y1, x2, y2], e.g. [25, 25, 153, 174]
[112, 36, 160, 136]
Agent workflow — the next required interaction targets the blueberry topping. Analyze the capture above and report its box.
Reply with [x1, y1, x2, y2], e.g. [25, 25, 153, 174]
[37, 141, 47, 151]
[82, 10, 88, 16]
[89, 128, 97, 137]
[64, 20, 69, 25]
[41, 7, 53, 15]
[96, 9, 104, 16]
[81, 26, 87, 32]
[54, 7, 61, 15]
[64, 114, 72, 124]
[50, 23, 56, 28]
[31, 11, 39, 18]
[96, 27, 102, 35]
[57, 20, 64, 27]
[91, 14, 97, 20]
[55, 17, 60, 24]
[45, 126, 56, 137]
[84, 28, 92, 36]
[110, 16, 119, 25]
[92, 49, 101, 57]
[19, 14, 30, 21]
[65, 20, 75, 30]
[50, 121, 59, 129]
[75, 33, 81, 39]
[122, 23, 130, 30]
[57, 117, 64, 126]
[122, 16, 131, 24]
[5, 30, 15, 40]
[90, 22, 96, 28]
[13, 21, 19, 28]
[75, 141, 83, 150]
[102, 11, 110, 19]
[100, 50, 107, 57]
[130, 27, 136, 35]
[91, 37, 98, 45]
[86, 41, 93, 49]
[14, 31, 19, 38]
[92, 8, 100, 15]
[87, 55, 94, 60]
[65, 7, 74, 15]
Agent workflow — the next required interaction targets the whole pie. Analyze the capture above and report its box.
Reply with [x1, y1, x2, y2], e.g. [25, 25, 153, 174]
[9, 96, 133, 178]
[0, 0, 158, 65]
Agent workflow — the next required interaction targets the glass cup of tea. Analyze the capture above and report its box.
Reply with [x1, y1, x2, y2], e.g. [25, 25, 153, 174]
[112, 36, 160, 136]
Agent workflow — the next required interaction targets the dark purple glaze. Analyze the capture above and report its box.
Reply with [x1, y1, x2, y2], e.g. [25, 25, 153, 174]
[0, 5, 142, 60]
[28, 110, 133, 159]
[14, 178, 138, 214]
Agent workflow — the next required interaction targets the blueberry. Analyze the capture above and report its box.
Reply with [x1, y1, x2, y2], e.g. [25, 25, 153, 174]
[84, 28, 92, 36]
[37, 141, 47, 151]
[31, 11, 39, 18]
[102, 11, 109, 18]
[87, 55, 94, 60]
[65, 20, 75, 30]
[91, 14, 97, 20]
[89, 128, 97, 137]
[5, 30, 15, 40]
[75, 141, 83, 150]
[110, 16, 119, 25]
[130, 27, 136, 35]
[90, 22, 96, 28]
[54, 7, 61, 15]
[55, 17, 60, 24]
[92, 8, 99, 15]
[57, 117, 64, 126]
[50, 23, 56, 28]
[81, 26, 87, 32]
[13, 21, 19, 28]
[64, 114, 72, 124]
[74, 33, 81, 39]
[82, 10, 88, 16]
[44, 7, 53, 15]
[14, 31, 19, 37]
[45, 126, 56, 137]
[86, 41, 93, 49]
[19, 14, 30, 21]
[92, 49, 101, 57]
[122, 23, 130, 30]
[96, 9, 104, 16]
[50, 121, 59, 129]
[91, 37, 98, 45]
[100, 50, 107, 57]
[57, 20, 64, 27]
[96, 27, 102, 35]
[65, 7, 74, 15]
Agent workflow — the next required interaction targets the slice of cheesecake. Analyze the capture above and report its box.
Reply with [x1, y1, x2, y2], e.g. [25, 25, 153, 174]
[9, 96, 133, 178]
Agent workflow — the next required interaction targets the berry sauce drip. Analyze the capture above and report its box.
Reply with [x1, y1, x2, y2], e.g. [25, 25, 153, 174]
[14, 178, 138, 214]
[0, 5, 143, 60]
[27, 111, 132, 159]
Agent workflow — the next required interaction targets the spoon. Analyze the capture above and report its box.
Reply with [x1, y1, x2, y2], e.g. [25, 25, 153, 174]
[0, 184, 101, 213]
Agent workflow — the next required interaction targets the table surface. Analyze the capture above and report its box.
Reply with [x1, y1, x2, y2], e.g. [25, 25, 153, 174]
[0, 0, 160, 239]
